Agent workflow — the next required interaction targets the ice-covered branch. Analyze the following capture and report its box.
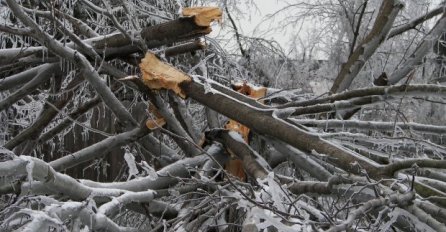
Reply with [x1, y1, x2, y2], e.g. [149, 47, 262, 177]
[388, 5, 445, 39]
[50, 125, 151, 171]
[388, 12, 446, 85]
[292, 119, 446, 135]
[404, 205, 446, 232]
[285, 95, 388, 116]
[0, 63, 59, 111]
[280, 84, 446, 109]
[287, 175, 358, 195]
[330, 0, 404, 93]
[0, 24, 33, 36]
[383, 159, 446, 176]
[1, 156, 120, 200]
[98, 190, 155, 217]
[4, 78, 85, 150]
[81, 155, 209, 191]
[37, 96, 102, 143]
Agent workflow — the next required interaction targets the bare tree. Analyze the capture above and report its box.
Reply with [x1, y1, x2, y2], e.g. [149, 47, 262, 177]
[1, 0, 446, 231]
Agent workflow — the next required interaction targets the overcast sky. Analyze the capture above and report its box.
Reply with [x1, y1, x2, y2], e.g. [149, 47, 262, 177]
[209, 0, 290, 54]
[209, 0, 444, 58]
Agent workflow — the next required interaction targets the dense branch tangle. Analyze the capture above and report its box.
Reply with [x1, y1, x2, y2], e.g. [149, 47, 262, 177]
[1, 0, 446, 232]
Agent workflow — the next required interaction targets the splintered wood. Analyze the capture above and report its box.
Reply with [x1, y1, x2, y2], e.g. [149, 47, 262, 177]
[231, 81, 267, 101]
[182, 7, 222, 27]
[145, 103, 166, 129]
[225, 81, 267, 141]
[139, 53, 191, 98]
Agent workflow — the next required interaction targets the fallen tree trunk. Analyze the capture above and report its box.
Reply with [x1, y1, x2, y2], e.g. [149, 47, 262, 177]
[139, 53, 446, 181]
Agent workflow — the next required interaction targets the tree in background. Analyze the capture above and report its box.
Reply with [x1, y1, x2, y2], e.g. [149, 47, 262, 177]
[1, 0, 446, 231]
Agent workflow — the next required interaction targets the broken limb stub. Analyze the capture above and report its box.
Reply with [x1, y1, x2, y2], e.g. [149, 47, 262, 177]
[145, 102, 166, 130]
[139, 53, 192, 98]
[164, 40, 207, 57]
[140, 7, 222, 47]
[182, 7, 223, 27]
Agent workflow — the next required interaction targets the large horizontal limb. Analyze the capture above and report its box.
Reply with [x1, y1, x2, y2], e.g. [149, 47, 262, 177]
[183, 79, 446, 179]
[81, 155, 208, 191]
[79, 141, 224, 192]
[179, 79, 384, 177]
[0, 155, 177, 224]
[0, 7, 219, 62]
[138, 54, 446, 181]
[292, 119, 446, 135]
[279, 84, 446, 108]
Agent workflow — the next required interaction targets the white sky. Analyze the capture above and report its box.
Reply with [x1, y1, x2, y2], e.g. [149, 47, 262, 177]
[209, 0, 290, 54]
[209, 0, 444, 58]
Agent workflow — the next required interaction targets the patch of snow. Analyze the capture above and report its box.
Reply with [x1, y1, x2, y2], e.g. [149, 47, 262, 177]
[124, 151, 139, 180]
[265, 172, 287, 212]
[140, 161, 158, 181]
[20, 156, 35, 185]
[228, 130, 245, 143]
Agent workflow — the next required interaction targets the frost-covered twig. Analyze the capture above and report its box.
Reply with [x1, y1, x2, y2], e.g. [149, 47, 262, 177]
[327, 191, 415, 232]
[4, 78, 85, 150]
[37, 96, 102, 143]
[388, 12, 446, 85]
